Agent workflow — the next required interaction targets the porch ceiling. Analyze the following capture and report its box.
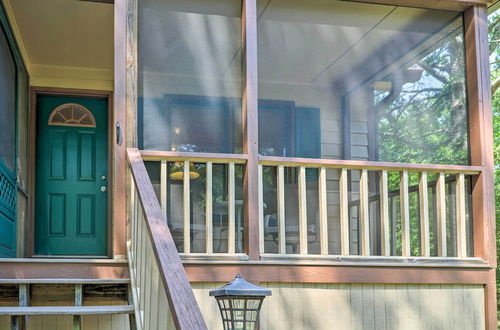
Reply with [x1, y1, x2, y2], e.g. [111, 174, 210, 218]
[5, 0, 113, 74]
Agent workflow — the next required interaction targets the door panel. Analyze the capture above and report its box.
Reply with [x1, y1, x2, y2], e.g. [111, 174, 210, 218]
[35, 96, 108, 256]
[0, 159, 16, 257]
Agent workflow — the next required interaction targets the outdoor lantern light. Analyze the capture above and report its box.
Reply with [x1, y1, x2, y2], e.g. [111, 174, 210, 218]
[210, 274, 272, 330]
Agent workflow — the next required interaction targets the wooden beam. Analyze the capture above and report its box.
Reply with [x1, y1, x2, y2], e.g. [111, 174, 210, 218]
[419, 172, 430, 257]
[140, 150, 247, 163]
[339, 169, 350, 256]
[242, 0, 260, 260]
[346, 0, 491, 13]
[464, 5, 496, 329]
[298, 166, 308, 255]
[436, 173, 447, 257]
[319, 167, 328, 255]
[359, 169, 370, 256]
[114, 0, 128, 258]
[400, 171, 411, 257]
[184, 264, 494, 285]
[379, 171, 390, 256]
[0, 261, 129, 280]
[277, 165, 286, 254]
[127, 148, 207, 329]
[259, 156, 482, 174]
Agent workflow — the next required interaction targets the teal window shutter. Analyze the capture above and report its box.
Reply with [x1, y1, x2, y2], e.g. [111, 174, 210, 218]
[295, 107, 321, 182]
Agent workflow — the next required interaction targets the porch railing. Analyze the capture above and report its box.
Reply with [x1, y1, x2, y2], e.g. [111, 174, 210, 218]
[127, 148, 207, 330]
[259, 156, 482, 260]
[140, 150, 248, 258]
[136, 149, 484, 263]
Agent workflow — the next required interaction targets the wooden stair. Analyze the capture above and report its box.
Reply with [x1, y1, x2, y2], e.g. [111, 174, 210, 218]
[0, 305, 135, 315]
[0, 277, 135, 330]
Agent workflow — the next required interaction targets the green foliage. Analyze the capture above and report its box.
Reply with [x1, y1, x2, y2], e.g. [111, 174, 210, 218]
[488, 10, 500, 313]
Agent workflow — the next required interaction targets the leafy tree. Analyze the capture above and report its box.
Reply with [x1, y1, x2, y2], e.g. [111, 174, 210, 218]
[488, 9, 500, 316]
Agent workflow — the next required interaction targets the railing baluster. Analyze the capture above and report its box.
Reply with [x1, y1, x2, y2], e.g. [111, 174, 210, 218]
[379, 170, 390, 256]
[228, 162, 236, 254]
[160, 160, 167, 214]
[339, 168, 349, 256]
[298, 166, 308, 255]
[183, 160, 190, 254]
[319, 167, 328, 255]
[400, 171, 410, 257]
[359, 169, 370, 256]
[205, 162, 213, 254]
[436, 172, 447, 257]
[258, 164, 265, 253]
[456, 173, 467, 258]
[419, 172, 430, 257]
[277, 165, 286, 254]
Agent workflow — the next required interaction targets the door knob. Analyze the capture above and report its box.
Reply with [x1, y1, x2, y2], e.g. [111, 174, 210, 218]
[101, 186, 107, 192]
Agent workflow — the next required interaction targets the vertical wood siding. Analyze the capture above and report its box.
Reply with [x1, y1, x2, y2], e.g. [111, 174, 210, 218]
[193, 283, 484, 330]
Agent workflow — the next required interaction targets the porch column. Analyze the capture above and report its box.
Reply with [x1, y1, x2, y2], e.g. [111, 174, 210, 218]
[242, 0, 260, 260]
[464, 5, 496, 330]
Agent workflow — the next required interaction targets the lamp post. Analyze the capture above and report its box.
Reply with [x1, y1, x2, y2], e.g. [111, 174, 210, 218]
[209, 274, 272, 330]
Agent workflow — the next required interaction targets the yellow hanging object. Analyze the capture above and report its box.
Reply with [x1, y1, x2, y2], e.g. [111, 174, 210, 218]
[170, 162, 200, 180]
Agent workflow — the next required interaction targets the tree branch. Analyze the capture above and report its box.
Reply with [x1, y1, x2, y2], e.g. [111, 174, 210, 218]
[492, 75, 500, 95]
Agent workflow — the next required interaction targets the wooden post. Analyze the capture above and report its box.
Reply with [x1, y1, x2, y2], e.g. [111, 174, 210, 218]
[298, 166, 308, 255]
[73, 284, 82, 330]
[379, 170, 390, 256]
[400, 171, 410, 257]
[419, 172, 430, 257]
[436, 173, 447, 257]
[339, 169, 350, 256]
[242, 0, 260, 260]
[319, 167, 328, 255]
[277, 165, 286, 254]
[206, 162, 213, 254]
[183, 161, 190, 254]
[359, 169, 370, 256]
[465, 6, 496, 329]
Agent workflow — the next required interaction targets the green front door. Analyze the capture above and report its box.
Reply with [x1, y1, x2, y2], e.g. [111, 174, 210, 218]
[35, 96, 108, 256]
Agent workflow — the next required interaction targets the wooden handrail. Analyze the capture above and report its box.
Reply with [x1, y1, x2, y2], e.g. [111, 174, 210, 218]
[259, 156, 482, 175]
[140, 150, 248, 163]
[127, 148, 207, 330]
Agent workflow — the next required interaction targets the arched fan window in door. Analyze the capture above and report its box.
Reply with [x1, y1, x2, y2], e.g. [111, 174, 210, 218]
[48, 103, 96, 128]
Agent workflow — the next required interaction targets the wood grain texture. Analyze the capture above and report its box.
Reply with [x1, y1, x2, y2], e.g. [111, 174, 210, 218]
[242, 0, 260, 260]
[464, 6, 496, 328]
[298, 166, 308, 254]
[113, 0, 128, 258]
[277, 165, 286, 254]
[400, 171, 410, 257]
[192, 283, 486, 330]
[228, 162, 236, 254]
[419, 172, 430, 257]
[259, 156, 481, 174]
[183, 161, 191, 254]
[205, 162, 213, 254]
[436, 173, 447, 257]
[319, 167, 328, 255]
[127, 148, 207, 330]
[380, 171, 390, 256]
[184, 264, 494, 285]
[347, 0, 491, 11]
[339, 169, 350, 256]
[359, 169, 370, 256]
[140, 150, 247, 163]
[455, 173, 467, 258]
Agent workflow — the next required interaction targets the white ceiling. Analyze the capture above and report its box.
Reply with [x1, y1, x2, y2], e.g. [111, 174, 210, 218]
[139, 0, 460, 88]
[7, 0, 113, 70]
